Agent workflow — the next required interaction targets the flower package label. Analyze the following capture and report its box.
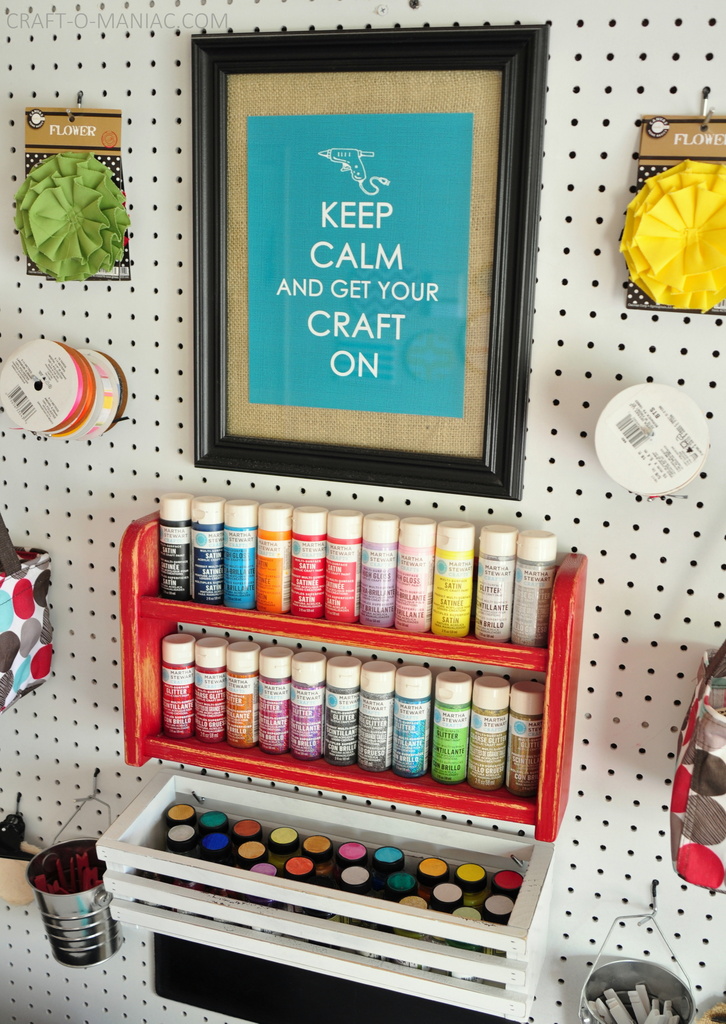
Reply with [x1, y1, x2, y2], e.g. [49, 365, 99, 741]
[16, 106, 130, 282]
[623, 113, 726, 314]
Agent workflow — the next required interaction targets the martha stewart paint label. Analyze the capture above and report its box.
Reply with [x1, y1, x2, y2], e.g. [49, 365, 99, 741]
[431, 701, 470, 783]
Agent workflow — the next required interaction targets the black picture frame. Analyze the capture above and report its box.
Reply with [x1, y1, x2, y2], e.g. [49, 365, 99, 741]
[192, 25, 548, 499]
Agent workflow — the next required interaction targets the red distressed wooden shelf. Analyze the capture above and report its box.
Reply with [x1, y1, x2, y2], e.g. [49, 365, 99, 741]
[120, 511, 586, 842]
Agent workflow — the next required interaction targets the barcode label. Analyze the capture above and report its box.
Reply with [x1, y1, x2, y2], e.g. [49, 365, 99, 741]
[616, 413, 648, 449]
[6, 385, 35, 422]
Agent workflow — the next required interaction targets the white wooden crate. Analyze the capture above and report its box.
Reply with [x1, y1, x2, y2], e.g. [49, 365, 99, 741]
[97, 770, 553, 1020]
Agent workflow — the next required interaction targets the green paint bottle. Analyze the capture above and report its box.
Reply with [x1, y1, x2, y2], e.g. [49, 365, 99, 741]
[431, 671, 472, 784]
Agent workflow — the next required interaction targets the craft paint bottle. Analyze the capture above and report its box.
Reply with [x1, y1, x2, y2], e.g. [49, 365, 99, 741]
[231, 819, 263, 847]
[393, 895, 430, 970]
[392, 665, 432, 779]
[302, 835, 335, 878]
[159, 492, 194, 601]
[161, 633, 195, 739]
[467, 675, 511, 791]
[165, 802, 197, 830]
[290, 650, 327, 761]
[384, 872, 418, 902]
[357, 660, 396, 772]
[284, 857, 316, 885]
[371, 846, 405, 893]
[359, 512, 399, 628]
[323, 655, 361, 767]
[258, 646, 293, 754]
[236, 841, 268, 870]
[256, 502, 293, 613]
[491, 870, 524, 901]
[248, 863, 286, 911]
[194, 636, 228, 743]
[454, 863, 488, 911]
[482, 894, 514, 925]
[448, 906, 484, 980]
[510, 530, 558, 647]
[267, 826, 300, 871]
[430, 882, 464, 914]
[506, 680, 545, 797]
[431, 670, 473, 784]
[394, 516, 437, 633]
[335, 841, 368, 878]
[291, 506, 328, 618]
[324, 509, 363, 622]
[223, 499, 258, 610]
[431, 521, 476, 637]
[226, 641, 260, 749]
[416, 857, 450, 904]
[198, 810, 230, 836]
[474, 524, 518, 642]
[199, 832, 234, 866]
[166, 824, 198, 858]
[191, 496, 225, 604]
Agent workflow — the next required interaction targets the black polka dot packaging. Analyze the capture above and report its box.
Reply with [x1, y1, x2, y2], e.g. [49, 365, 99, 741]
[671, 637, 726, 891]
[0, 514, 52, 714]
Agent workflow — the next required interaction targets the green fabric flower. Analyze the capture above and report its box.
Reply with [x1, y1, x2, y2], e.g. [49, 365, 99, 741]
[14, 152, 130, 282]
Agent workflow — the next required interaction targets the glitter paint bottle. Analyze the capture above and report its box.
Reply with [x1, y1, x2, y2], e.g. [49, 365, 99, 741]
[258, 646, 293, 754]
[392, 664, 432, 779]
[394, 516, 437, 633]
[256, 503, 293, 614]
[291, 506, 328, 618]
[431, 670, 472, 784]
[431, 521, 476, 637]
[223, 499, 258, 610]
[510, 530, 558, 647]
[225, 641, 260, 749]
[467, 675, 511, 791]
[357, 660, 396, 772]
[359, 512, 399, 628]
[474, 524, 518, 642]
[194, 636, 228, 743]
[161, 633, 195, 739]
[191, 496, 225, 604]
[505, 680, 545, 797]
[324, 510, 363, 622]
[290, 650, 327, 761]
[159, 492, 194, 601]
[323, 655, 361, 768]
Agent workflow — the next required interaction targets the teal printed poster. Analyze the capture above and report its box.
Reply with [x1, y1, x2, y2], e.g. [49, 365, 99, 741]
[247, 112, 473, 417]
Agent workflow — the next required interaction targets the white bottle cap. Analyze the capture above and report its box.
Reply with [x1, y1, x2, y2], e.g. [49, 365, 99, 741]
[194, 636, 228, 669]
[479, 524, 518, 557]
[398, 516, 437, 547]
[191, 496, 225, 524]
[292, 506, 328, 535]
[291, 650, 327, 684]
[160, 493, 194, 521]
[259, 646, 294, 678]
[472, 675, 511, 711]
[395, 664, 432, 699]
[162, 633, 195, 664]
[328, 509, 363, 540]
[363, 512, 400, 543]
[361, 660, 396, 693]
[326, 655, 361, 689]
[258, 503, 293, 531]
[436, 520, 475, 551]
[226, 641, 260, 673]
[435, 670, 473, 705]
[510, 680, 545, 716]
[516, 529, 557, 563]
[224, 499, 258, 528]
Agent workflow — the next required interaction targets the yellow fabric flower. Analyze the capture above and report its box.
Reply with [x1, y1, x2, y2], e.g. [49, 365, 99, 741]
[621, 159, 726, 311]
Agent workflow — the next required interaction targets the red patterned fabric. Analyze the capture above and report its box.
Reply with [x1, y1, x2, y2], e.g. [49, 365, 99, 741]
[0, 550, 52, 713]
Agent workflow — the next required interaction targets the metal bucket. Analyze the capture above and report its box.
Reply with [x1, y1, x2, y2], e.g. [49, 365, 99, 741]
[580, 957, 695, 1024]
[27, 838, 122, 968]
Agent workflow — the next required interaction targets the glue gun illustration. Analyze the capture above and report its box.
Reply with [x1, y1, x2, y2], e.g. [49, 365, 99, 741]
[318, 147, 390, 196]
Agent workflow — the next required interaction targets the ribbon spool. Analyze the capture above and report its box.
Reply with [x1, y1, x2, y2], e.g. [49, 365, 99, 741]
[594, 382, 709, 497]
[0, 339, 127, 440]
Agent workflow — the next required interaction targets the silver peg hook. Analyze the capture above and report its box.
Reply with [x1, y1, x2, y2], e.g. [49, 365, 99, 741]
[701, 87, 713, 130]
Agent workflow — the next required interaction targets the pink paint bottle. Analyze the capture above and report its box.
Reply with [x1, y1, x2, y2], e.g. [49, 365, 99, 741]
[258, 646, 293, 754]
[359, 512, 400, 628]
[291, 506, 328, 618]
[394, 517, 437, 633]
[161, 633, 196, 739]
[194, 636, 228, 743]
[290, 651, 327, 760]
[324, 510, 363, 623]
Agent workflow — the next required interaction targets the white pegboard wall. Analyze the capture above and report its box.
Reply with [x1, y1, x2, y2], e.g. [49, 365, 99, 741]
[1, 2, 726, 1023]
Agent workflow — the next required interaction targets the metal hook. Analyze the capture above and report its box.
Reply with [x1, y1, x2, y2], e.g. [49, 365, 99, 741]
[52, 768, 112, 843]
[701, 87, 714, 130]
[191, 790, 206, 805]
[66, 92, 83, 122]
[637, 878, 659, 926]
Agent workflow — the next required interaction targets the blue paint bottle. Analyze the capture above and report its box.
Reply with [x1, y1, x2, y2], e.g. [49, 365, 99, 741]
[192, 496, 225, 604]
[223, 499, 258, 609]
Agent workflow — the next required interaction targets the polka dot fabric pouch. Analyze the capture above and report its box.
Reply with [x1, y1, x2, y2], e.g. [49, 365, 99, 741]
[671, 639, 726, 891]
[0, 514, 52, 714]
